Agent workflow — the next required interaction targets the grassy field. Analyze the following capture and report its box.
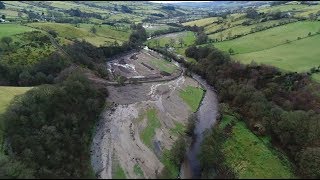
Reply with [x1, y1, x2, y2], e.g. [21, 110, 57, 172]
[0, 86, 32, 152]
[219, 115, 294, 178]
[27, 22, 130, 46]
[149, 58, 177, 74]
[258, 3, 320, 18]
[182, 17, 218, 27]
[0, 24, 35, 39]
[147, 31, 196, 62]
[149, 31, 196, 48]
[144, 24, 175, 35]
[233, 34, 320, 72]
[213, 21, 320, 54]
[140, 108, 161, 149]
[208, 19, 284, 41]
[179, 86, 204, 112]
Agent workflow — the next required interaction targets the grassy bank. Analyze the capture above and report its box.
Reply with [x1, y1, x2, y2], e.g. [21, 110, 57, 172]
[140, 108, 161, 148]
[179, 86, 205, 112]
[200, 113, 294, 178]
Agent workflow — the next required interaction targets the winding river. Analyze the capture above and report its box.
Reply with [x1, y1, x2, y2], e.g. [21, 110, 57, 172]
[145, 44, 219, 178]
[180, 74, 219, 179]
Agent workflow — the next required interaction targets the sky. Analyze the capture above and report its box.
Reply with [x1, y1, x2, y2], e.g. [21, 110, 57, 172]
[149, 1, 211, 3]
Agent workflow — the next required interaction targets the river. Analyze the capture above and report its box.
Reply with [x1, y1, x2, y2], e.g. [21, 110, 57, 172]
[180, 74, 219, 179]
[145, 45, 219, 178]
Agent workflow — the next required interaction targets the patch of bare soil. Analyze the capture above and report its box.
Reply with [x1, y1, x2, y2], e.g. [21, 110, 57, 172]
[91, 76, 202, 179]
[107, 49, 180, 82]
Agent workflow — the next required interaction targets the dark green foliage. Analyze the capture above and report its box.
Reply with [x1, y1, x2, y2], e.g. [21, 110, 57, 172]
[0, 155, 35, 179]
[298, 147, 320, 178]
[121, 5, 132, 13]
[195, 32, 208, 45]
[246, 7, 259, 19]
[90, 26, 97, 34]
[3, 72, 106, 178]
[1, 37, 12, 47]
[0, 1, 5, 9]
[129, 23, 147, 48]
[161, 5, 175, 11]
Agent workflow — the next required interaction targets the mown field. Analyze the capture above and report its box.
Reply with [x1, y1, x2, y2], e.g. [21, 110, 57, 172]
[312, 74, 320, 82]
[219, 115, 294, 178]
[233, 34, 320, 73]
[213, 21, 320, 54]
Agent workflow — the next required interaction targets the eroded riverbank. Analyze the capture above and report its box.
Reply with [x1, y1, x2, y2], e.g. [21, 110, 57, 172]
[91, 74, 204, 178]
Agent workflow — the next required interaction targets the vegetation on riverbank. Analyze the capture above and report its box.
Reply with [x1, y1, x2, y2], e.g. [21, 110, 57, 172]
[200, 108, 294, 178]
[140, 108, 161, 149]
[179, 86, 205, 112]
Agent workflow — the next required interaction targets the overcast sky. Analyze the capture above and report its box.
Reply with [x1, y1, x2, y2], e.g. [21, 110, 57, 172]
[149, 1, 211, 3]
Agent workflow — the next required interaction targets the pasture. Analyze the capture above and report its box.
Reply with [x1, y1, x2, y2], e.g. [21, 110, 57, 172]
[213, 21, 320, 54]
[233, 34, 320, 73]
[27, 22, 130, 46]
[219, 115, 294, 178]
[0, 24, 35, 39]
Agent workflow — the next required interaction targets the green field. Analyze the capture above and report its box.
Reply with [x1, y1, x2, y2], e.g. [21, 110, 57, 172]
[182, 17, 218, 27]
[233, 34, 320, 72]
[149, 58, 177, 74]
[147, 31, 196, 62]
[219, 115, 294, 178]
[140, 108, 161, 148]
[213, 21, 320, 54]
[28, 22, 130, 46]
[179, 86, 204, 112]
[149, 31, 196, 48]
[208, 19, 285, 41]
[0, 24, 35, 39]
